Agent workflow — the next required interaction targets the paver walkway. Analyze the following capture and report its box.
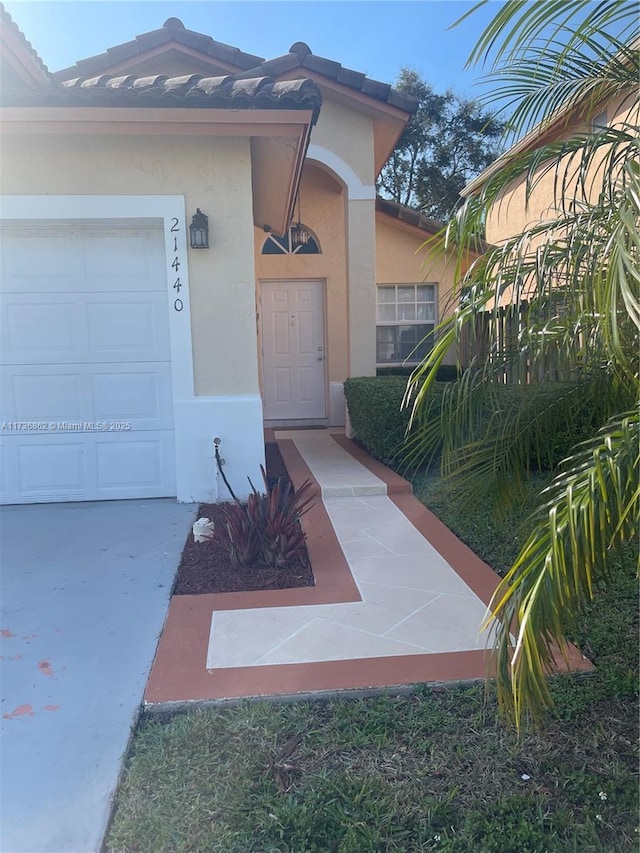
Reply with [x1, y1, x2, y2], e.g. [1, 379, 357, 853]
[208, 431, 491, 669]
[147, 430, 591, 705]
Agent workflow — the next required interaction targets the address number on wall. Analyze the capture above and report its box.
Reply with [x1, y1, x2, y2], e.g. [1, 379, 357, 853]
[169, 217, 184, 312]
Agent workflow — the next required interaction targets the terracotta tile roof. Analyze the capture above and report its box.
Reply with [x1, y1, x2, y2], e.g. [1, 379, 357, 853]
[53, 18, 418, 114]
[375, 196, 444, 235]
[0, 2, 53, 85]
[239, 41, 418, 114]
[54, 17, 263, 80]
[1, 72, 322, 119]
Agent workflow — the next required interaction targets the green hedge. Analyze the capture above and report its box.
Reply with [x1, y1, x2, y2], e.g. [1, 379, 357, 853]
[344, 376, 619, 475]
[376, 364, 460, 381]
[343, 376, 445, 467]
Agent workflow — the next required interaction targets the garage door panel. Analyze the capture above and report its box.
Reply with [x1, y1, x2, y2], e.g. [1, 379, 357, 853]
[7, 370, 84, 422]
[90, 367, 173, 429]
[86, 294, 169, 361]
[18, 441, 86, 494]
[0, 440, 10, 502]
[2, 364, 173, 429]
[0, 223, 176, 503]
[1, 235, 83, 291]
[96, 435, 172, 491]
[83, 233, 161, 280]
[2, 297, 81, 363]
[0, 432, 176, 503]
[1, 230, 164, 294]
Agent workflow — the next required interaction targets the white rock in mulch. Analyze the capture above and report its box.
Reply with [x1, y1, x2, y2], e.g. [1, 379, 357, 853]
[193, 517, 215, 543]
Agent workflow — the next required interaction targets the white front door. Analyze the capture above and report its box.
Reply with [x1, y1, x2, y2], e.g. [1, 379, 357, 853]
[0, 223, 176, 504]
[261, 280, 326, 420]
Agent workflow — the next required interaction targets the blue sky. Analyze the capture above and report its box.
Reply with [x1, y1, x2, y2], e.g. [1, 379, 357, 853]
[4, 1, 504, 101]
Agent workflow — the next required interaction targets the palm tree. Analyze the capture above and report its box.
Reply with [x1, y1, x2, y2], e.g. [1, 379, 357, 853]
[405, 0, 639, 727]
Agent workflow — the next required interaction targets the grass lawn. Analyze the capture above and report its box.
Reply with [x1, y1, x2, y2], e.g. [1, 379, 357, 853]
[106, 474, 638, 853]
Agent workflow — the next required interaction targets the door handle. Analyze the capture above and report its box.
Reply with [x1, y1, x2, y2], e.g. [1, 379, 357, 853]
[317, 356, 324, 361]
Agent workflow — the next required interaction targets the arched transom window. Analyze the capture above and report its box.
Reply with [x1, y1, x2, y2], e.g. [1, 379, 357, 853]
[262, 225, 321, 255]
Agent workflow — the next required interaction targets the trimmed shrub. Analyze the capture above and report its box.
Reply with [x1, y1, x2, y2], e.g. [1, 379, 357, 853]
[344, 376, 445, 468]
[376, 364, 460, 381]
[344, 376, 620, 476]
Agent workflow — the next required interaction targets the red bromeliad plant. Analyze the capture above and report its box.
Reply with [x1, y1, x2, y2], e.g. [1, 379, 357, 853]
[217, 501, 260, 567]
[216, 467, 316, 569]
[249, 468, 316, 568]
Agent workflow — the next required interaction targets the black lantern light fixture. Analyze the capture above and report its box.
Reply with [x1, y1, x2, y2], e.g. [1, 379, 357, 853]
[189, 208, 209, 249]
[290, 191, 310, 250]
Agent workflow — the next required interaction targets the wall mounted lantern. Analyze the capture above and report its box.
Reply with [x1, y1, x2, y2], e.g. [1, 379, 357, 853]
[290, 192, 309, 250]
[189, 208, 209, 248]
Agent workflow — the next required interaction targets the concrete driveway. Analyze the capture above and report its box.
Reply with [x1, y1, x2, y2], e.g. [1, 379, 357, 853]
[0, 499, 195, 853]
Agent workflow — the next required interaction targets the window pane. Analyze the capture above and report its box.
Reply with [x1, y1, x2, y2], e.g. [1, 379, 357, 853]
[414, 325, 435, 360]
[398, 304, 416, 321]
[376, 327, 396, 363]
[395, 324, 434, 361]
[416, 284, 435, 301]
[262, 235, 288, 254]
[396, 326, 418, 360]
[377, 326, 395, 342]
[295, 236, 320, 254]
[416, 303, 435, 321]
[397, 286, 415, 303]
[377, 287, 395, 304]
[376, 323, 435, 363]
[377, 304, 396, 321]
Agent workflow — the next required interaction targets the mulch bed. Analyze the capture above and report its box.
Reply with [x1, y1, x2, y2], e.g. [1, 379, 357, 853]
[173, 442, 315, 595]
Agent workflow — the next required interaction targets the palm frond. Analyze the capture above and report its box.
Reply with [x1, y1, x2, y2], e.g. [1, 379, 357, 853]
[486, 411, 640, 725]
[407, 0, 640, 727]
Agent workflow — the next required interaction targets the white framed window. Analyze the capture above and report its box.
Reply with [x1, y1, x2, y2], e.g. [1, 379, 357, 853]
[376, 283, 437, 365]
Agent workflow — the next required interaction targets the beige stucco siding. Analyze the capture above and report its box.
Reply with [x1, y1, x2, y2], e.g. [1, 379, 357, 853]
[0, 133, 258, 398]
[348, 199, 377, 375]
[310, 98, 376, 186]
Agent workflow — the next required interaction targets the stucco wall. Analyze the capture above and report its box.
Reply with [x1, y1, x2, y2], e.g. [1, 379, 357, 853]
[375, 214, 461, 364]
[310, 98, 376, 186]
[0, 133, 258, 398]
[254, 163, 348, 387]
[485, 92, 639, 245]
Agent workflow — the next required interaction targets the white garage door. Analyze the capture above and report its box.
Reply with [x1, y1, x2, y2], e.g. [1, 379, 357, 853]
[0, 223, 176, 503]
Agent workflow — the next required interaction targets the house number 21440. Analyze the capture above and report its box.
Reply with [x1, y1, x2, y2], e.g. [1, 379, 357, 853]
[170, 217, 183, 312]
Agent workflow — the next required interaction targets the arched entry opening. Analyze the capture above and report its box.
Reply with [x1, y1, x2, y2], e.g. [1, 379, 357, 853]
[255, 162, 348, 425]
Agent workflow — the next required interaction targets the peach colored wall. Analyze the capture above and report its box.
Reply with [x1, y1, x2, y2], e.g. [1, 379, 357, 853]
[486, 92, 639, 245]
[0, 132, 258, 398]
[310, 98, 378, 380]
[375, 214, 462, 364]
[254, 163, 349, 387]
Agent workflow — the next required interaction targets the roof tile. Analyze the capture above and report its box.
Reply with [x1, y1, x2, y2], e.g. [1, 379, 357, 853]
[375, 196, 444, 235]
[4, 72, 322, 121]
[50, 18, 417, 114]
[174, 29, 214, 54]
[335, 67, 366, 89]
[361, 78, 391, 101]
[302, 54, 342, 78]
[0, 3, 52, 84]
[375, 196, 488, 252]
[132, 29, 172, 51]
[105, 40, 141, 63]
